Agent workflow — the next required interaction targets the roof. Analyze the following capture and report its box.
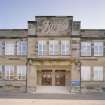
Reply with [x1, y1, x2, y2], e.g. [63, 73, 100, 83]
[35, 16, 73, 18]
[0, 29, 28, 38]
[81, 29, 105, 38]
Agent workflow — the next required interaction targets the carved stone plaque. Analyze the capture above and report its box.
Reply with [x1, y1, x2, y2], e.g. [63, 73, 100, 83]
[36, 17, 72, 36]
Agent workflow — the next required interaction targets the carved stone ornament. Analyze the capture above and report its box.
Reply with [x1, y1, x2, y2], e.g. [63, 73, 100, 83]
[37, 17, 71, 36]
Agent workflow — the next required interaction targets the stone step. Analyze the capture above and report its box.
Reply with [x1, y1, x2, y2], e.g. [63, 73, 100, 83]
[36, 86, 70, 94]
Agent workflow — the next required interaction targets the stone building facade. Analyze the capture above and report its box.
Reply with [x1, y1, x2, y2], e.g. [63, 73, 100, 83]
[0, 16, 105, 94]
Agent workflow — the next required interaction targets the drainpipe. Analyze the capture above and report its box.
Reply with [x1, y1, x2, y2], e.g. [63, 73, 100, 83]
[26, 58, 30, 93]
[25, 59, 28, 93]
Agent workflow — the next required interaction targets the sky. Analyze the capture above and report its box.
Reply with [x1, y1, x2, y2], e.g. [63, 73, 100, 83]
[0, 0, 105, 29]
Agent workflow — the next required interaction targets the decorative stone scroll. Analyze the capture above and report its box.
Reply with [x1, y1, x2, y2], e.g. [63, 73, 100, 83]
[36, 17, 72, 36]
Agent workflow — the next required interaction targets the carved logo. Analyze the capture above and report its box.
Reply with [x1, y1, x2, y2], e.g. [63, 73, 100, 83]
[37, 18, 70, 35]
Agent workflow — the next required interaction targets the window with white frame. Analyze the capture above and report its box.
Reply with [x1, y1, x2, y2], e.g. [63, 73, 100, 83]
[93, 66, 103, 81]
[38, 40, 47, 56]
[17, 40, 27, 55]
[5, 41, 15, 55]
[93, 41, 104, 56]
[17, 65, 26, 80]
[49, 40, 59, 55]
[61, 40, 70, 55]
[81, 66, 91, 81]
[5, 65, 14, 80]
[81, 42, 91, 56]
[0, 41, 3, 55]
[0, 65, 3, 79]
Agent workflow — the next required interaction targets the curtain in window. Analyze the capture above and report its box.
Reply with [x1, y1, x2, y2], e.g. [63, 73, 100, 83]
[94, 41, 103, 56]
[38, 40, 47, 56]
[81, 42, 91, 56]
[5, 42, 15, 55]
[81, 66, 91, 81]
[17, 65, 26, 80]
[61, 40, 70, 55]
[5, 65, 14, 80]
[21, 41, 27, 55]
[17, 40, 27, 55]
[93, 66, 103, 81]
[49, 40, 59, 55]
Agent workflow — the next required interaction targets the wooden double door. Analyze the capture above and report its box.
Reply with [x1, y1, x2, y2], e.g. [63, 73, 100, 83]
[41, 70, 65, 86]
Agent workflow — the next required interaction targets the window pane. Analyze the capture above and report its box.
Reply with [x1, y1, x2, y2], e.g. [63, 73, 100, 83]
[81, 66, 91, 81]
[0, 65, 3, 79]
[49, 40, 59, 55]
[5, 65, 14, 80]
[5, 42, 15, 55]
[17, 65, 26, 80]
[81, 42, 91, 56]
[21, 41, 27, 55]
[17, 41, 20, 55]
[93, 66, 103, 81]
[38, 40, 47, 56]
[94, 41, 103, 56]
[0, 41, 3, 55]
[17, 40, 27, 55]
[61, 40, 70, 55]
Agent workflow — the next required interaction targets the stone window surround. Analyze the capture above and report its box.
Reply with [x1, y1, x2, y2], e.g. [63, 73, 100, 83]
[80, 40, 104, 57]
[81, 65, 104, 81]
[0, 65, 27, 81]
[37, 39, 71, 56]
[0, 39, 27, 56]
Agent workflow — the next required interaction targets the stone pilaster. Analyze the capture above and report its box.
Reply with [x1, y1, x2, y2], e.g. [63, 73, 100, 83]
[52, 69, 55, 86]
[71, 62, 80, 93]
[27, 63, 37, 93]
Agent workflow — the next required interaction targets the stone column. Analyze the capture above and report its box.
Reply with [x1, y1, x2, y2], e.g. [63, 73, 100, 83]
[65, 70, 71, 91]
[71, 63, 80, 93]
[52, 69, 55, 86]
[27, 63, 37, 93]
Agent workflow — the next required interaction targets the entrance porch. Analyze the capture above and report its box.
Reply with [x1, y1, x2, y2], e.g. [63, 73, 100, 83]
[36, 86, 69, 94]
[36, 70, 70, 93]
[27, 60, 80, 94]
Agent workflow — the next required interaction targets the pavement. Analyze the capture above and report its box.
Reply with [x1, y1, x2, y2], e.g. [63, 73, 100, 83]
[0, 99, 105, 105]
[0, 92, 105, 100]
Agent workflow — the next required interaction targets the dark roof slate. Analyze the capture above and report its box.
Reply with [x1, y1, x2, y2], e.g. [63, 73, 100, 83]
[81, 29, 105, 38]
[0, 29, 28, 37]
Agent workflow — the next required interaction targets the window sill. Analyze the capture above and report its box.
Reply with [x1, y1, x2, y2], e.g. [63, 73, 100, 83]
[2, 79, 26, 81]
[81, 81, 104, 82]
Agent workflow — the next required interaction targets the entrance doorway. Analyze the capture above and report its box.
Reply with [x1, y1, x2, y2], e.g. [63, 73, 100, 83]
[41, 70, 52, 86]
[37, 70, 70, 93]
[41, 70, 66, 86]
[55, 70, 65, 86]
